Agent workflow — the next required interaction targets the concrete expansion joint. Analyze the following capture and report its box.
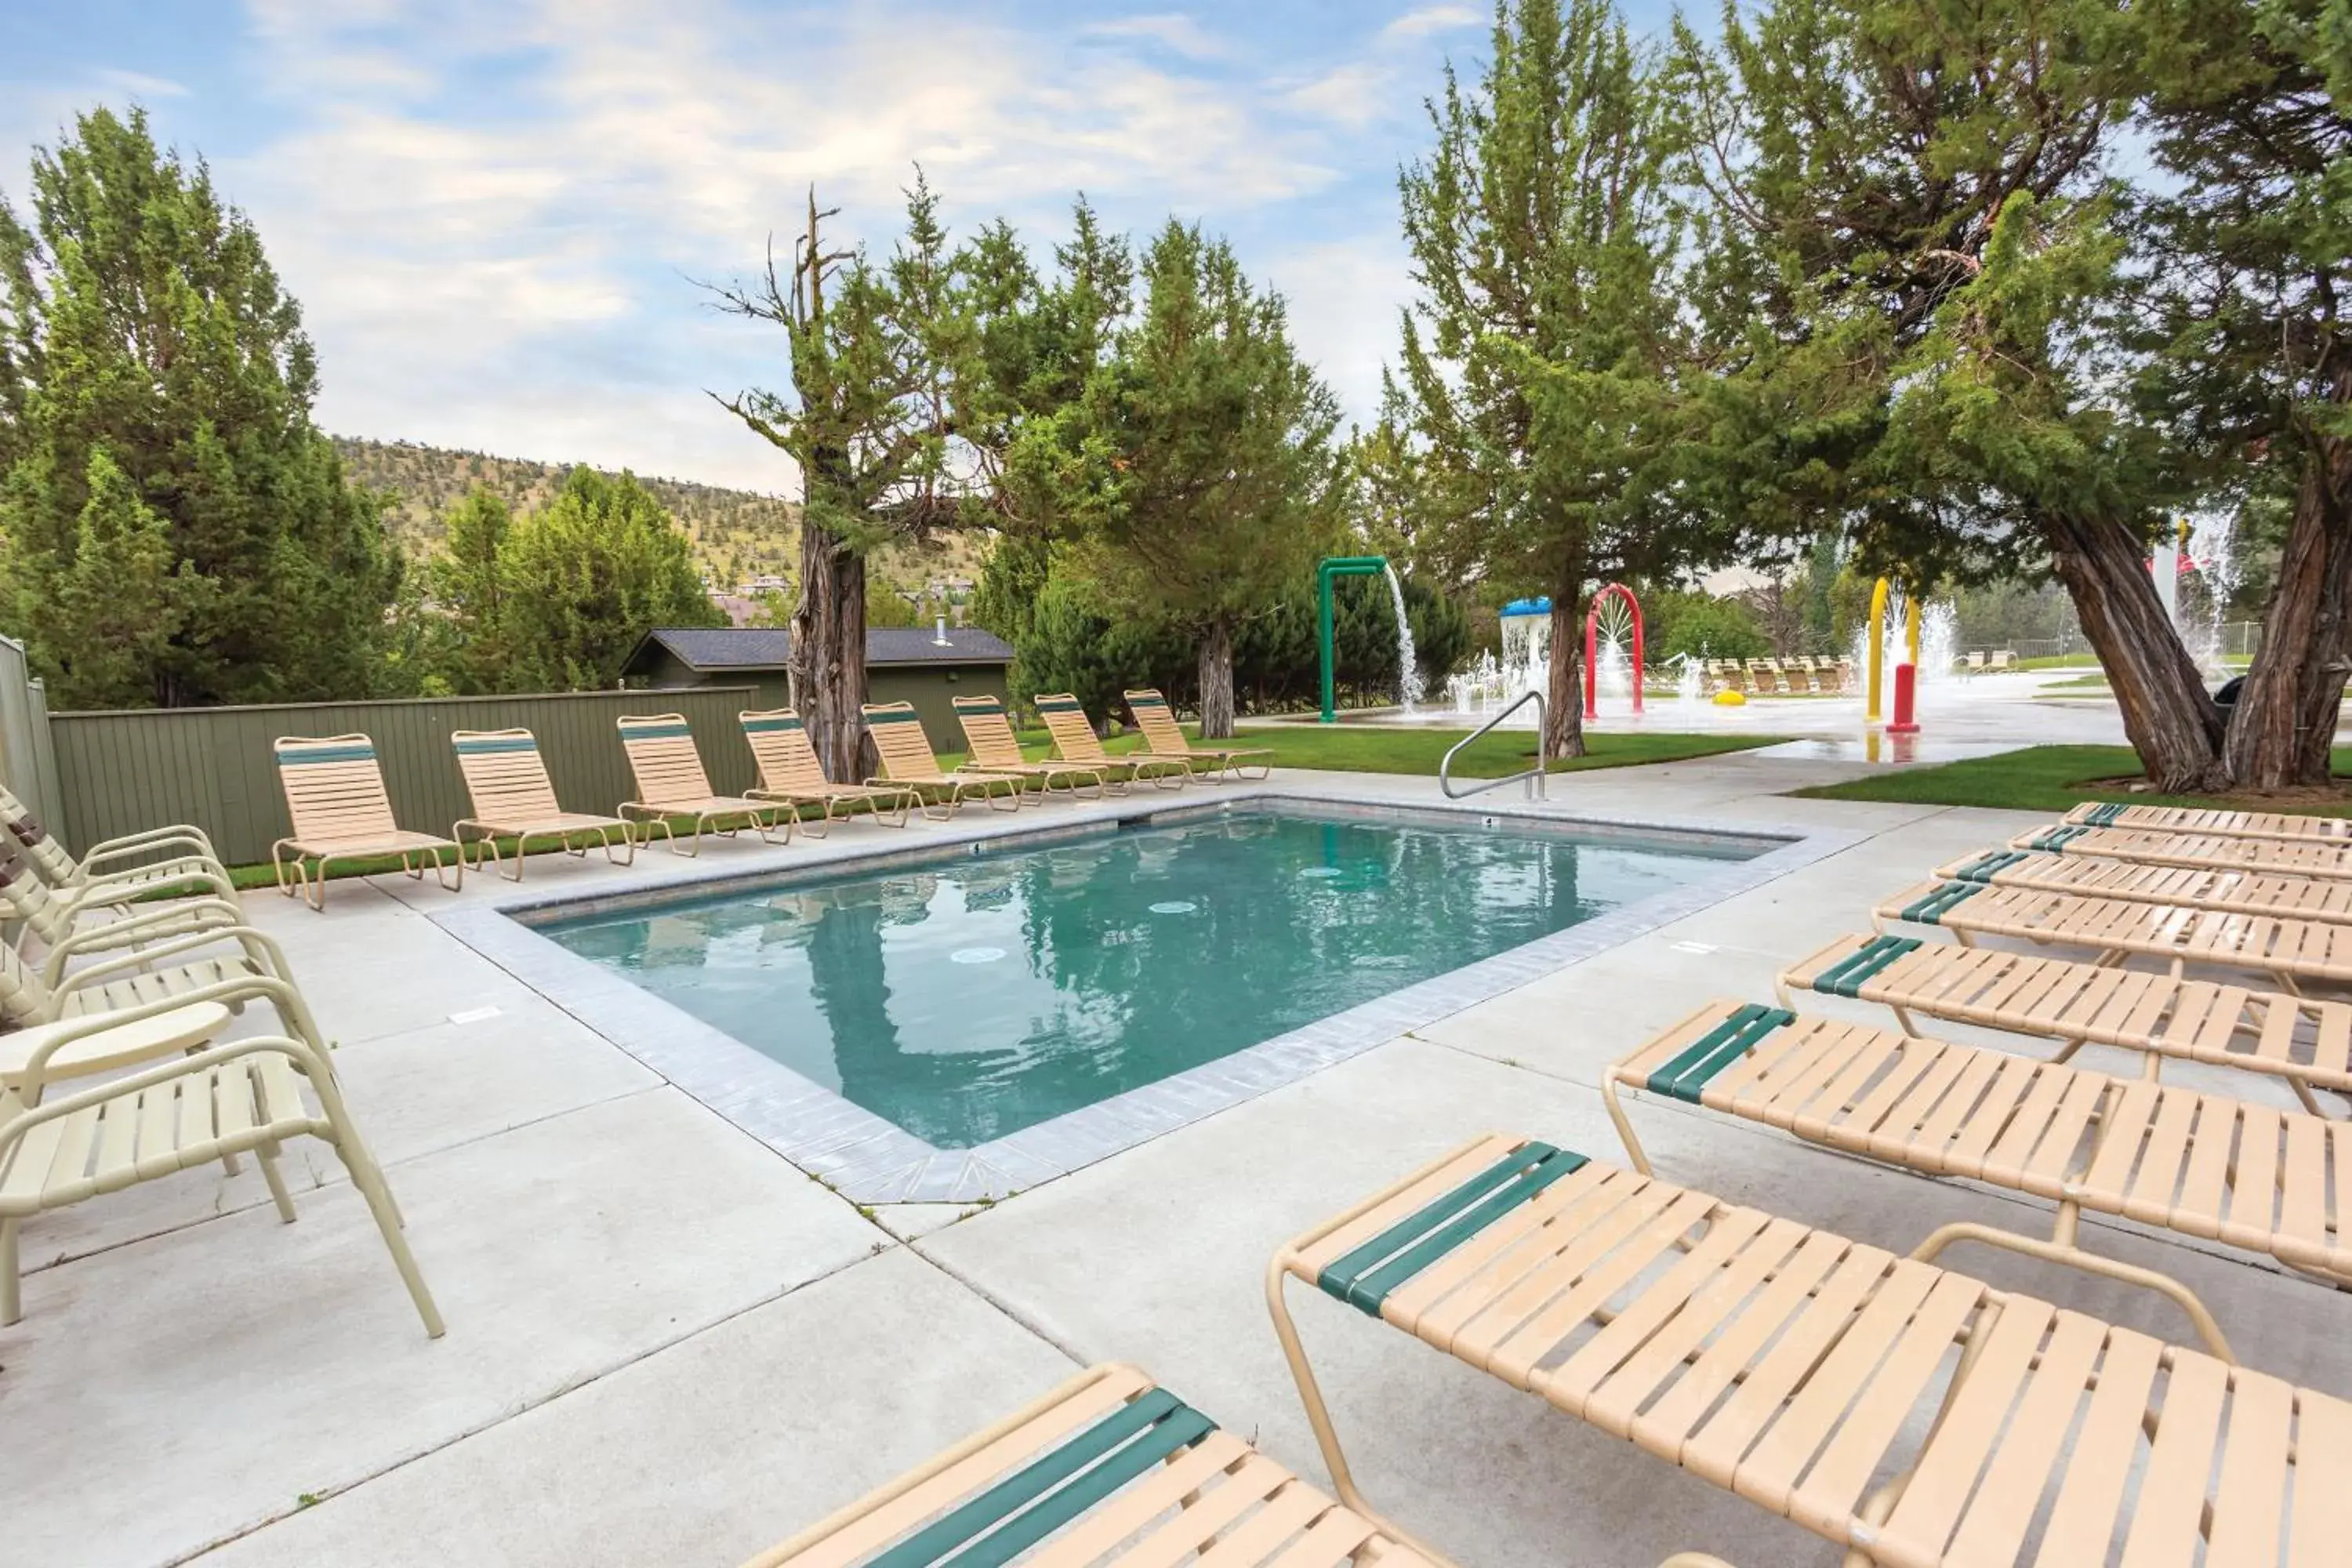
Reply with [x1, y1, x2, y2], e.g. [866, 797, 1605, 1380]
[903, 1240, 1090, 1370]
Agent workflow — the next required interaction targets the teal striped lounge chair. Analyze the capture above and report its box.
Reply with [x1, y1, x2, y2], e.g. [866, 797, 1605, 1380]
[271, 735, 462, 909]
[740, 710, 918, 833]
[742, 1363, 1449, 1568]
[1271, 1131, 2352, 1563]
[617, 713, 794, 856]
[450, 728, 635, 881]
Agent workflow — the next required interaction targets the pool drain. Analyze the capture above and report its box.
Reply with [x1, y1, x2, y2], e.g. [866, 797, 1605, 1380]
[1149, 900, 1198, 915]
[949, 947, 1007, 964]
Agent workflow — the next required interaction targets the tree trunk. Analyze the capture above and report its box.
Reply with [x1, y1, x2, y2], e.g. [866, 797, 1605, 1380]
[791, 521, 871, 782]
[2043, 510, 2225, 793]
[1545, 577, 1586, 760]
[2225, 430, 2352, 791]
[1197, 616, 1236, 739]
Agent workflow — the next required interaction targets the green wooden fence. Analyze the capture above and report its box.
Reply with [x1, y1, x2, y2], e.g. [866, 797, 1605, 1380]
[42, 686, 765, 867]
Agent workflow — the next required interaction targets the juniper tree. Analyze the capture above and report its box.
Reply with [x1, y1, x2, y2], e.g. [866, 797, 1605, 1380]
[0, 107, 399, 708]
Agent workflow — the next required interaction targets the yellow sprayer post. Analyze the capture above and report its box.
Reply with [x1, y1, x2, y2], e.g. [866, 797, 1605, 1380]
[1904, 593, 1922, 668]
[1867, 577, 1890, 724]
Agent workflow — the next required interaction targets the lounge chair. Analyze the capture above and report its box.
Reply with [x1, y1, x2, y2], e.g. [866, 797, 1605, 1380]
[1963, 650, 1986, 674]
[1123, 689, 1272, 782]
[2013, 821, 2352, 880]
[615, 713, 794, 855]
[449, 729, 635, 881]
[1741, 658, 1778, 694]
[271, 735, 463, 909]
[2063, 799, 2352, 844]
[1777, 930, 2352, 1116]
[1989, 648, 2016, 670]
[1034, 692, 1189, 790]
[1270, 1132, 2350, 1565]
[1942, 843, 2352, 925]
[739, 710, 918, 834]
[0, 906, 323, 1043]
[0, 1031, 441, 1336]
[952, 695, 1105, 800]
[1605, 999, 2352, 1358]
[860, 702, 1027, 820]
[1876, 875, 2352, 994]
[742, 1363, 1445, 1568]
[0, 782, 234, 916]
[0, 848, 236, 960]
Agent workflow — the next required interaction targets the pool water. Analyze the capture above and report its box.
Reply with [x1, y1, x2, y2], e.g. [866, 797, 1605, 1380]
[543, 808, 1753, 1149]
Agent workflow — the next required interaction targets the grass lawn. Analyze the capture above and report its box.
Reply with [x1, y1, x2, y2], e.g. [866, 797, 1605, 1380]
[1791, 743, 2352, 816]
[216, 722, 1777, 887]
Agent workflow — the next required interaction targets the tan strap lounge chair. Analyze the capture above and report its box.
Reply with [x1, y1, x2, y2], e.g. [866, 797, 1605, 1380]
[450, 729, 635, 881]
[1875, 875, 2352, 994]
[0, 1032, 441, 1337]
[744, 1363, 1443, 1568]
[861, 702, 1026, 820]
[2014, 821, 2352, 880]
[1777, 931, 2352, 1115]
[2063, 799, 2352, 844]
[616, 713, 794, 855]
[1033, 693, 1189, 791]
[1605, 1000, 2352, 1359]
[1123, 689, 1272, 782]
[271, 735, 463, 909]
[0, 848, 237, 960]
[0, 910, 325, 1051]
[0, 782, 233, 915]
[1940, 843, 2352, 925]
[952, 695, 1106, 800]
[1270, 1133, 2351, 1566]
[739, 710, 918, 833]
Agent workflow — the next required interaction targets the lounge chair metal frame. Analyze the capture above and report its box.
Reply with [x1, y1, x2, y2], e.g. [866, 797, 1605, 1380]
[743, 1363, 1450, 1568]
[450, 728, 636, 881]
[950, 694, 1107, 801]
[1271, 1134, 2350, 1566]
[271, 735, 463, 909]
[1123, 688, 1272, 782]
[2013, 822, 2352, 881]
[860, 702, 1027, 820]
[1777, 930, 2352, 1120]
[0, 782, 230, 913]
[1034, 693, 1189, 791]
[0, 1030, 441, 1337]
[739, 710, 919, 835]
[1875, 875, 2352, 996]
[616, 714, 795, 856]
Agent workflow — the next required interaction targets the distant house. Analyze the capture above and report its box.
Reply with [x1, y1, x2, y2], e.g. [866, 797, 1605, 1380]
[622, 625, 1015, 753]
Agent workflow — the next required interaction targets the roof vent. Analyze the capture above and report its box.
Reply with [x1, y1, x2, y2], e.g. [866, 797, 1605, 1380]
[933, 615, 951, 647]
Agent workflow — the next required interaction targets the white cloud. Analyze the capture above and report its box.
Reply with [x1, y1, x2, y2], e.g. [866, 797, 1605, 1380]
[1382, 5, 1484, 41]
[1286, 63, 1396, 130]
[1261, 231, 1414, 430]
[1080, 14, 1232, 61]
[91, 69, 190, 99]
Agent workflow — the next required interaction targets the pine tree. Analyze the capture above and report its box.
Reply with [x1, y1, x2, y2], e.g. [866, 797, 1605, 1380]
[0, 107, 400, 707]
[423, 488, 511, 694]
[498, 468, 720, 691]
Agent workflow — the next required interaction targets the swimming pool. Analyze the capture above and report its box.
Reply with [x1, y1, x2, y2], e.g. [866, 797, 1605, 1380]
[539, 804, 1763, 1150]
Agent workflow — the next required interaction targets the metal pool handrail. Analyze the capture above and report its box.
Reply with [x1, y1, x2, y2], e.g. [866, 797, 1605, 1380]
[1439, 690, 1549, 800]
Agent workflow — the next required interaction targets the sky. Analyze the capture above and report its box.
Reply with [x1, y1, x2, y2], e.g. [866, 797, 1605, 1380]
[0, 0, 1673, 498]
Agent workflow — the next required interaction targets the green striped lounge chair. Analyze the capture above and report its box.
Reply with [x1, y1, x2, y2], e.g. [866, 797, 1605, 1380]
[860, 702, 1026, 820]
[1272, 1131, 2352, 1564]
[952, 695, 1105, 802]
[1123, 689, 1272, 782]
[1937, 843, 2352, 927]
[742, 1363, 1446, 1568]
[739, 710, 919, 834]
[449, 729, 636, 881]
[615, 714, 793, 856]
[1034, 694, 1189, 790]
[2063, 799, 2352, 846]
[2013, 822, 2352, 882]
[271, 735, 463, 909]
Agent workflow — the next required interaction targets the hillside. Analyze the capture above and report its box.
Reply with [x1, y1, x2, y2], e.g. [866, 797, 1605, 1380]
[336, 437, 988, 601]
[334, 437, 801, 587]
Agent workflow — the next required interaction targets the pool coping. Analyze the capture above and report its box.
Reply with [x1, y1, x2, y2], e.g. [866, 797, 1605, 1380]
[434, 784, 1863, 1203]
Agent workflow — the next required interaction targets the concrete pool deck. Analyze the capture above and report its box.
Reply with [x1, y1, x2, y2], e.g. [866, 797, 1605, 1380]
[5, 748, 2348, 1567]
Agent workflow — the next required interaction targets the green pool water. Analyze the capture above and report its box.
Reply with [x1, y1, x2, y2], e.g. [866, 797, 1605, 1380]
[543, 807, 1755, 1149]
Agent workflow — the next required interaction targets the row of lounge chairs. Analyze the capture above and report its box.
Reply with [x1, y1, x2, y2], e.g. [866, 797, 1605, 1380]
[0, 787, 440, 1339]
[271, 689, 1272, 907]
[1699, 655, 1853, 695]
[753, 795, 2352, 1566]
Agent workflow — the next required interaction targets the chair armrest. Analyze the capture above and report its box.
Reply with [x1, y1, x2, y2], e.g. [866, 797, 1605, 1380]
[38, 897, 249, 985]
[4, 1029, 327, 1138]
[82, 824, 219, 864]
[54, 922, 292, 993]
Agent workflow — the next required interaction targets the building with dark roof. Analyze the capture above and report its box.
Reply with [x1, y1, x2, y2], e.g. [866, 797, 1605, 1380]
[621, 626, 1014, 753]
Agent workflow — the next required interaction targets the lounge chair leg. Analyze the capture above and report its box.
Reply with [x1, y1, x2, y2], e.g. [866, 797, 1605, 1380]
[1909, 1211, 2233, 1362]
[257, 1142, 298, 1222]
[0, 1217, 17, 1325]
[329, 1127, 444, 1338]
[1602, 1076, 1656, 1175]
[1264, 1257, 1471, 1568]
